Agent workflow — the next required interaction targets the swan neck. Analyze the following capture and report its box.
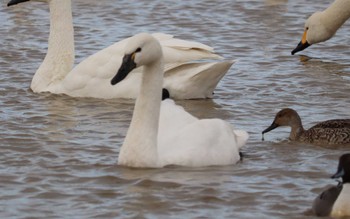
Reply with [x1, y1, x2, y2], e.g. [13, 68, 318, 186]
[31, 0, 74, 92]
[322, 0, 350, 32]
[120, 59, 164, 167]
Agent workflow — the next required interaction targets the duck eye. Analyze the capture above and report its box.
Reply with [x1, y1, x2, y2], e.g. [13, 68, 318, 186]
[135, 47, 142, 53]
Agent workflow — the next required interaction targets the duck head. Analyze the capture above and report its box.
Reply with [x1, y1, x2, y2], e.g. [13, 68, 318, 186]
[262, 108, 301, 134]
[332, 153, 350, 183]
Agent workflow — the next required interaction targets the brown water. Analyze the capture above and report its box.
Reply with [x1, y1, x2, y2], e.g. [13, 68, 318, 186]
[1, 0, 350, 218]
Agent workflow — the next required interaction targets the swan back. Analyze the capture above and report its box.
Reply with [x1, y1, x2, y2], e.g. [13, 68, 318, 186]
[158, 99, 248, 167]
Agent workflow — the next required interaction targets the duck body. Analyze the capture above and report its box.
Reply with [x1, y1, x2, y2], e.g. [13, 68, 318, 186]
[313, 153, 350, 217]
[292, 0, 350, 54]
[262, 108, 350, 146]
[299, 119, 350, 146]
[8, 0, 233, 99]
[112, 33, 248, 168]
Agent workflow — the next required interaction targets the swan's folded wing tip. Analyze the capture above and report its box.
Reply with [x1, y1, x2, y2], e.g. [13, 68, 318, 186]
[234, 130, 249, 148]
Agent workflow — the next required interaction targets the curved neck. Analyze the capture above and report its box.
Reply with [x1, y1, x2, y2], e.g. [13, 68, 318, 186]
[120, 59, 164, 168]
[321, 0, 350, 34]
[31, 0, 74, 92]
[289, 115, 305, 141]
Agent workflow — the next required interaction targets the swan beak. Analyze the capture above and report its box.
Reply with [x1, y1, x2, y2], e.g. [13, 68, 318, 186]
[111, 54, 137, 85]
[262, 122, 279, 134]
[291, 29, 311, 55]
[7, 0, 30, 7]
[291, 41, 310, 55]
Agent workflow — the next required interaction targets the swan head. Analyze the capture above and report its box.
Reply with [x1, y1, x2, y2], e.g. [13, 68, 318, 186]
[7, 0, 47, 7]
[292, 11, 333, 55]
[111, 33, 162, 85]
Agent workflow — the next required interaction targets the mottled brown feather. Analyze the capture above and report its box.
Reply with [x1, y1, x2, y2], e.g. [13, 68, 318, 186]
[263, 108, 350, 146]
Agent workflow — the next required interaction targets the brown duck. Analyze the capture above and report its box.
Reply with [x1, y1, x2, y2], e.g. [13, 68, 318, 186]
[262, 108, 350, 146]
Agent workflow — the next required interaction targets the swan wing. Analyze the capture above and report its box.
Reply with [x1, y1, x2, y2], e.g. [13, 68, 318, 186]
[163, 60, 235, 99]
[54, 34, 231, 99]
[158, 100, 248, 167]
[159, 99, 198, 134]
[152, 33, 223, 62]
[159, 118, 245, 167]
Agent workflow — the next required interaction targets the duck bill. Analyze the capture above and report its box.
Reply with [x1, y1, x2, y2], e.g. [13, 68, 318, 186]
[291, 41, 311, 55]
[7, 0, 30, 7]
[111, 54, 136, 85]
[262, 122, 279, 134]
[331, 168, 344, 179]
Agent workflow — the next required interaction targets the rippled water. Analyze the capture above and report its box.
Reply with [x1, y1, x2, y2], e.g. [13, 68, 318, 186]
[1, 0, 350, 218]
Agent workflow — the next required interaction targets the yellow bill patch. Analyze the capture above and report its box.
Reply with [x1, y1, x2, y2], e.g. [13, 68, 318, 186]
[301, 29, 308, 44]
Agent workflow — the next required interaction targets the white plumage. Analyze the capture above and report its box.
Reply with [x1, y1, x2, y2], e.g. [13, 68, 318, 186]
[292, 0, 350, 54]
[112, 33, 248, 168]
[9, 0, 234, 99]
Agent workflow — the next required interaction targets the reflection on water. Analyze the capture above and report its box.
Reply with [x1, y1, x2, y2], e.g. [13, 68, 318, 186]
[1, 0, 350, 218]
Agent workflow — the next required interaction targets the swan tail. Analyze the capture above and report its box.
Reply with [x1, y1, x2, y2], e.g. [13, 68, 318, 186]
[233, 130, 249, 149]
[163, 60, 235, 99]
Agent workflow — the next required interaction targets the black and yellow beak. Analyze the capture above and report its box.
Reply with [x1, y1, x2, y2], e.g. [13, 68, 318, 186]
[111, 53, 137, 85]
[291, 29, 311, 55]
[7, 0, 30, 7]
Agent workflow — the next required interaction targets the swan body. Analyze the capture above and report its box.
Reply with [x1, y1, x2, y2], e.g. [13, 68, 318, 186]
[262, 108, 350, 146]
[111, 33, 249, 168]
[292, 0, 350, 54]
[313, 153, 350, 217]
[8, 0, 233, 99]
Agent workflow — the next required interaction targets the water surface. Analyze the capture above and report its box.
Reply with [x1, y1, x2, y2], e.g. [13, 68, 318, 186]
[1, 0, 350, 218]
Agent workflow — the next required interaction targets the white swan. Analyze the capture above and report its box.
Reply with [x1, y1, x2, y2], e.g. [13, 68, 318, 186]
[7, 0, 234, 99]
[111, 33, 249, 168]
[292, 0, 350, 55]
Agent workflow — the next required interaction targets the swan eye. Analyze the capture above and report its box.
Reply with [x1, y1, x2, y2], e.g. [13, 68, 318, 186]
[135, 47, 142, 53]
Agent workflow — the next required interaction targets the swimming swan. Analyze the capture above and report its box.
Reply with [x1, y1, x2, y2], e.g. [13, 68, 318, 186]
[292, 0, 350, 55]
[7, 0, 234, 99]
[111, 33, 249, 168]
[262, 108, 350, 147]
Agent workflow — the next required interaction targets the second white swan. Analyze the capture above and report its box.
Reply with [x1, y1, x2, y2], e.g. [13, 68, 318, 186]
[8, 0, 234, 99]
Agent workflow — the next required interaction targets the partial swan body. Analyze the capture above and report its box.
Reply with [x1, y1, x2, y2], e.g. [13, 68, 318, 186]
[8, 0, 233, 99]
[111, 33, 249, 168]
[313, 153, 350, 217]
[262, 108, 350, 147]
[292, 0, 350, 54]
